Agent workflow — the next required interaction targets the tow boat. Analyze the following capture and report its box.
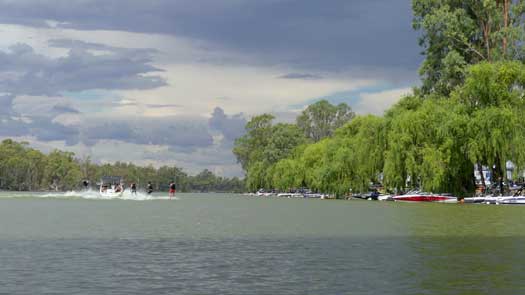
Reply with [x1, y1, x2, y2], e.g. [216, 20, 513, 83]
[468, 186, 525, 204]
[499, 197, 525, 205]
[99, 176, 124, 198]
[393, 191, 457, 203]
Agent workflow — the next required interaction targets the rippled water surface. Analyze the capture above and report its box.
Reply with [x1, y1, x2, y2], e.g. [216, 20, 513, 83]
[1, 192, 525, 294]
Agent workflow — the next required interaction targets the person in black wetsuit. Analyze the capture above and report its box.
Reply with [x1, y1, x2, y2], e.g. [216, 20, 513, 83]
[147, 182, 153, 195]
[82, 180, 89, 190]
[130, 183, 137, 195]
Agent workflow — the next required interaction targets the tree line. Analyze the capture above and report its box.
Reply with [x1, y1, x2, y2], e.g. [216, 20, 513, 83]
[233, 0, 525, 197]
[0, 139, 244, 192]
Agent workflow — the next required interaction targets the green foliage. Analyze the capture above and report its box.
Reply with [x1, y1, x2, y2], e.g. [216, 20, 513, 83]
[413, 0, 525, 95]
[296, 100, 355, 142]
[455, 61, 525, 110]
[264, 123, 307, 164]
[246, 161, 270, 191]
[232, 3, 525, 197]
[456, 61, 525, 186]
[334, 115, 386, 193]
[383, 97, 473, 195]
[233, 114, 275, 170]
[43, 150, 82, 191]
[233, 114, 308, 189]
[0, 139, 244, 192]
[236, 61, 525, 197]
[0, 140, 47, 190]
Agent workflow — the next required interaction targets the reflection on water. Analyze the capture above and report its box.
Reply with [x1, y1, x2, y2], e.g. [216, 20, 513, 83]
[403, 203, 525, 295]
[0, 238, 414, 294]
[1, 194, 525, 294]
[407, 237, 525, 295]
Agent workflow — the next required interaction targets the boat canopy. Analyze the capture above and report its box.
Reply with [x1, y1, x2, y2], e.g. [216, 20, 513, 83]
[100, 176, 123, 184]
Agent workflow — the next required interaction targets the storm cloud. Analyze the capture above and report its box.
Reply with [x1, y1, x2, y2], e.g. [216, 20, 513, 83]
[209, 107, 246, 141]
[0, 1, 420, 176]
[0, 0, 421, 75]
[0, 41, 166, 96]
[60, 116, 216, 149]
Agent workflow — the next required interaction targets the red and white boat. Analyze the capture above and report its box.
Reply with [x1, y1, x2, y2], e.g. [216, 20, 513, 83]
[393, 191, 457, 203]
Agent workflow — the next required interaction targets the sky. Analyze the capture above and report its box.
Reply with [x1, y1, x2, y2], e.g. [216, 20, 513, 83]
[0, 0, 422, 177]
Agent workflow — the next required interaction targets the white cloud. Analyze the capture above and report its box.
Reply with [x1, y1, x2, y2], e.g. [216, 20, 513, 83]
[118, 63, 376, 117]
[354, 87, 412, 115]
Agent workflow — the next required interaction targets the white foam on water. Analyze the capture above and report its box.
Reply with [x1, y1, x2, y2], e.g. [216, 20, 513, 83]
[38, 189, 179, 201]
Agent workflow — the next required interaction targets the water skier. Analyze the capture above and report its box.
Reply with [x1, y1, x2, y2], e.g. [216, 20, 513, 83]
[169, 182, 176, 199]
[147, 181, 153, 195]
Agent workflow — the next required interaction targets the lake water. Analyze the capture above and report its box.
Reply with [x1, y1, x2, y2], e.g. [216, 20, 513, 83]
[1, 191, 525, 294]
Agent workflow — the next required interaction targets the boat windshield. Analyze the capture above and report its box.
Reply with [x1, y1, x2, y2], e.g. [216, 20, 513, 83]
[100, 176, 123, 185]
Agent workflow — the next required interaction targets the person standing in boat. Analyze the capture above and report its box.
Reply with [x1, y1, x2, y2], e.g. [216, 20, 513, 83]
[147, 181, 154, 195]
[169, 182, 176, 199]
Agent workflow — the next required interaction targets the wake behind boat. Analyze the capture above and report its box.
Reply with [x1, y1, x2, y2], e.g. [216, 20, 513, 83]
[393, 191, 457, 203]
[99, 176, 124, 198]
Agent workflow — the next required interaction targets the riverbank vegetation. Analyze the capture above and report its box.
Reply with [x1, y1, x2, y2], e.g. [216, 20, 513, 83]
[0, 139, 244, 192]
[234, 0, 525, 197]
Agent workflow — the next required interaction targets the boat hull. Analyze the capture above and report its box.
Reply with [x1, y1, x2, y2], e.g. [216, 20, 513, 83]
[501, 197, 525, 205]
[393, 194, 457, 203]
[99, 189, 124, 198]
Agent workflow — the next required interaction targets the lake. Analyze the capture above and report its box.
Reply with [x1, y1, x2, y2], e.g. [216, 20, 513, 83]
[1, 191, 524, 294]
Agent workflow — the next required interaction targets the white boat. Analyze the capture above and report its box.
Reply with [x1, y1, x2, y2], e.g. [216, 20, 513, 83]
[481, 195, 525, 205]
[99, 176, 124, 198]
[393, 191, 457, 203]
[378, 194, 394, 201]
[500, 196, 525, 205]
[304, 193, 324, 199]
[463, 196, 490, 203]
[277, 193, 304, 198]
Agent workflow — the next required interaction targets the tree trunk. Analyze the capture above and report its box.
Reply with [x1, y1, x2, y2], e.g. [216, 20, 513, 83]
[494, 155, 504, 196]
[483, 21, 492, 61]
[497, 0, 511, 56]
[503, 0, 509, 55]
[478, 163, 486, 192]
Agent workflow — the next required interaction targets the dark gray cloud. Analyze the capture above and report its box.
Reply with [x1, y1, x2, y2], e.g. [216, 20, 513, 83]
[79, 117, 214, 149]
[0, 118, 30, 137]
[132, 119, 214, 148]
[145, 104, 182, 109]
[0, 115, 216, 150]
[29, 118, 79, 145]
[50, 104, 80, 115]
[209, 107, 246, 141]
[0, 115, 79, 145]
[4, 98, 229, 151]
[81, 121, 135, 146]
[278, 73, 323, 80]
[48, 39, 158, 60]
[0, 41, 166, 96]
[0, 0, 421, 78]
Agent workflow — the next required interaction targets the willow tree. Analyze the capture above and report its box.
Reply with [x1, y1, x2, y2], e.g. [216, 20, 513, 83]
[298, 139, 331, 193]
[331, 115, 386, 193]
[383, 96, 472, 195]
[271, 158, 304, 192]
[455, 61, 525, 191]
